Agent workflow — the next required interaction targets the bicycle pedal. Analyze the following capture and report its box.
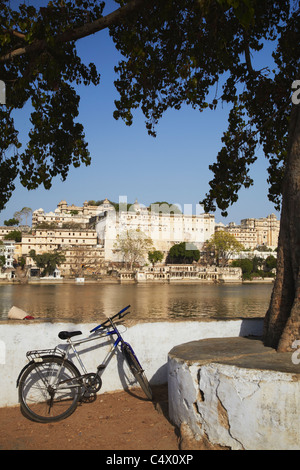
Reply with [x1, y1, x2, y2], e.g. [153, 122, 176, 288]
[97, 364, 106, 371]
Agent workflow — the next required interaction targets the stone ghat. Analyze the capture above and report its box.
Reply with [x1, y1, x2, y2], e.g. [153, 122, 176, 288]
[168, 337, 300, 450]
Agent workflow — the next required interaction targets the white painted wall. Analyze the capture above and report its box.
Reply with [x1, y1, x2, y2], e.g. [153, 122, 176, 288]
[0, 318, 263, 408]
[168, 356, 300, 450]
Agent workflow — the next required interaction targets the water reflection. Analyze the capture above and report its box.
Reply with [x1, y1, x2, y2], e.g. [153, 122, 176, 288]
[0, 283, 273, 322]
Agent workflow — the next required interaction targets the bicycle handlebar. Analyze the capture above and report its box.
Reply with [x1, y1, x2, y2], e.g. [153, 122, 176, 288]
[90, 305, 131, 333]
[117, 305, 131, 317]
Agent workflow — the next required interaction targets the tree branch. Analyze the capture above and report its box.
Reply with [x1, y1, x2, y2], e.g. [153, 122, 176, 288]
[0, 0, 147, 62]
[2, 28, 26, 40]
[243, 30, 255, 76]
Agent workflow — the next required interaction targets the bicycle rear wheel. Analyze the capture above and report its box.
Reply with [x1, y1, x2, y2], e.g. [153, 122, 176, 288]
[122, 344, 152, 400]
[19, 356, 81, 423]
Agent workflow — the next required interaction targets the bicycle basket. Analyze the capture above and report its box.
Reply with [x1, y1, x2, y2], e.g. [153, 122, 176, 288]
[26, 347, 65, 362]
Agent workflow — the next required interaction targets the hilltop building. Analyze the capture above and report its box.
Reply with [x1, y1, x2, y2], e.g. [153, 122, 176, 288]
[32, 200, 105, 228]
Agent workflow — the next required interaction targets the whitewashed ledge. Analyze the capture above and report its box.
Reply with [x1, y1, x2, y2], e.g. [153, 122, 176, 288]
[0, 317, 263, 408]
[168, 336, 300, 450]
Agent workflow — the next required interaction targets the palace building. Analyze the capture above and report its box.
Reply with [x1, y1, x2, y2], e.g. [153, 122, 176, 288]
[216, 213, 280, 250]
[2, 200, 278, 277]
[95, 199, 215, 262]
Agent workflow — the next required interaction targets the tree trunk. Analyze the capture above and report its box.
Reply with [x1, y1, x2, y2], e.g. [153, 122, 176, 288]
[263, 104, 300, 352]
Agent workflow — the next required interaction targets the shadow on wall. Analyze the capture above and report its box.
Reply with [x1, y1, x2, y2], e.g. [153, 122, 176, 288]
[239, 317, 264, 338]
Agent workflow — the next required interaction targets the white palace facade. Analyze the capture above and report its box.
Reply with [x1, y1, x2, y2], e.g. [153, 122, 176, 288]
[95, 199, 215, 262]
[6, 199, 278, 272]
[21, 199, 215, 266]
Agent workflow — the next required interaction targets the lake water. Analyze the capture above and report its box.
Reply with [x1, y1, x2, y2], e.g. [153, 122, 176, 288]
[0, 283, 273, 323]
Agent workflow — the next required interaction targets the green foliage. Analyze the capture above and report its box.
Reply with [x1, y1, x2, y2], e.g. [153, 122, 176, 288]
[114, 229, 153, 268]
[87, 200, 102, 206]
[18, 256, 26, 268]
[167, 242, 200, 264]
[205, 231, 244, 265]
[110, 0, 295, 215]
[29, 249, 65, 277]
[35, 222, 58, 229]
[148, 250, 164, 265]
[4, 230, 22, 242]
[232, 254, 277, 279]
[265, 254, 277, 271]
[87, 199, 132, 212]
[4, 218, 19, 226]
[61, 221, 83, 229]
[0, 0, 103, 210]
[231, 258, 253, 275]
[150, 202, 182, 214]
[0, 239, 5, 268]
[0, 0, 298, 218]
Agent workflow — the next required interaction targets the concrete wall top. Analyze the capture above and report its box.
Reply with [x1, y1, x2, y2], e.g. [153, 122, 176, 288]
[0, 317, 264, 408]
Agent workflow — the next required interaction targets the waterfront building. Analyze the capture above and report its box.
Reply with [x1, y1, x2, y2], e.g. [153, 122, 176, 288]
[215, 214, 279, 250]
[96, 199, 215, 262]
[21, 228, 105, 277]
[30, 199, 215, 263]
[17, 199, 279, 274]
[130, 265, 242, 283]
[21, 228, 98, 255]
[0, 226, 19, 240]
[59, 245, 105, 277]
[0, 240, 15, 269]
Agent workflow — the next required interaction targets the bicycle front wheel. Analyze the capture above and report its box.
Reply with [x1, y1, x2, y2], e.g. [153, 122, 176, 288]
[19, 356, 81, 423]
[122, 345, 152, 400]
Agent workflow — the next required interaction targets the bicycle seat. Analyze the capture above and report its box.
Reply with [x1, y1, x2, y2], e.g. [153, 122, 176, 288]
[58, 331, 82, 340]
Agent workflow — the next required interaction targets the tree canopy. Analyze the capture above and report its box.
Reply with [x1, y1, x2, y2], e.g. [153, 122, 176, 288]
[148, 249, 164, 266]
[231, 255, 277, 280]
[13, 207, 32, 225]
[0, 0, 103, 210]
[0, 0, 299, 350]
[204, 230, 244, 266]
[110, 0, 298, 216]
[167, 242, 200, 264]
[3, 229, 22, 242]
[114, 228, 153, 268]
[29, 249, 66, 277]
[0, 0, 298, 213]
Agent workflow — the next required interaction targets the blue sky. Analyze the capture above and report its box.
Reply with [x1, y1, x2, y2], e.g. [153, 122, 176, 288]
[0, 2, 281, 226]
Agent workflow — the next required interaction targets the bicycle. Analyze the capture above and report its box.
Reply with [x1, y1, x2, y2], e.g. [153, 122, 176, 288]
[17, 305, 152, 423]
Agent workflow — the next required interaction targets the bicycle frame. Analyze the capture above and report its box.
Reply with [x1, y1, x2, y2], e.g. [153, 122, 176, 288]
[18, 305, 152, 423]
[57, 304, 141, 379]
[18, 305, 142, 392]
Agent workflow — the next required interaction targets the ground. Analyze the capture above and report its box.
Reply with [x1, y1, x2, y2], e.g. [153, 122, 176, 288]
[0, 385, 180, 450]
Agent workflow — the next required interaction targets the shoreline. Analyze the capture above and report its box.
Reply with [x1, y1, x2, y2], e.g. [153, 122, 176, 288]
[0, 278, 275, 285]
